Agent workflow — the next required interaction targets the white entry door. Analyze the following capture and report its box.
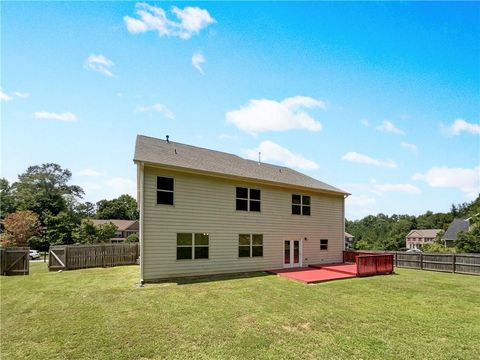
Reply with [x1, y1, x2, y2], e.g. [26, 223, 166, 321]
[284, 240, 302, 268]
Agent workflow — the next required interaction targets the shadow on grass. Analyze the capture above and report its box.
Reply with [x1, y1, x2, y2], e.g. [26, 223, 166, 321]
[147, 271, 272, 285]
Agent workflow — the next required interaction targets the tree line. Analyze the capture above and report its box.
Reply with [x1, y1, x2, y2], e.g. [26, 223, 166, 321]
[346, 196, 480, 253]
[0, 163, 139, 250]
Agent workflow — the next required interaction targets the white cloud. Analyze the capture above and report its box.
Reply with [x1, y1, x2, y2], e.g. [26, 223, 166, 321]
[347, 194, 376, 207]
[192, 53, 205, 74]
[0, 90, 12, 102]
[34, 112, 77, 122]
[13, 91, 29, 98]
[412, 166, 480, 199]
[78, 169, 103, 177]
[124, 3, 215, 39]
[360, 119, 370, 127]
[1, 89, 29, 101]
[341, 152, 397, 168]
[136, 103, 175, 119]
[82, 181, 102, 193]
[376, 120, 404, 135]
[244, 140, 319, 171]
[401, 141, 417, 152]
[444, 118, 480, 136]
[84, 54, 115, 77]
[373, 183, 421, 195]
[104, 177, 136, 198]
[226, 96, 325, 134]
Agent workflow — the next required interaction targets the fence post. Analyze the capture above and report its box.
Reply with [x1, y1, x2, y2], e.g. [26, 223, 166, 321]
[452, 254, 456, 273]
[420, 253, 423, 270]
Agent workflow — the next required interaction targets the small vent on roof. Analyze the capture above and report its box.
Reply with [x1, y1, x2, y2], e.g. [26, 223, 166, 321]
[258, 152, 261, 165]
[166, 135, 170, 143]
[174, 148, 177, 155]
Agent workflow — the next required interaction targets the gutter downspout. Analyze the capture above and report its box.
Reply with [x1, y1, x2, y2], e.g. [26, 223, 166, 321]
[139, 162, 145, 285]
[343, 193, 349, 252]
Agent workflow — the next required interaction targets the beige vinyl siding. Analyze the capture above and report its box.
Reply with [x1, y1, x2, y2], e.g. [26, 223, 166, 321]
[142, 165, 344, 281]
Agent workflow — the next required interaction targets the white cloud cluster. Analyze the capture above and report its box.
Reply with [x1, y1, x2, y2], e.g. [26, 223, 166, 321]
[347, 194, 376, 207]
[81, 177, 136, 202]
[401, 141, 417, 152]
[373, 183, 421, 195]
[244, 140, 319, 171]
[192, 53, 205, 74]
[360, 119, 370, 127]
[1, 89, 30, 102]
[78, 169, 103, 177]
[136, 103, 175, 119]
[341, 152, 397, 168]
[376, 120, 404, 134]
[84, 54, 115, 77]
[34, 111, 77, 122]
[226, 96, 325, 134]
[124, 3, 215, 39]
[444, 118, 480, 136]
[413, 166, 480, 199]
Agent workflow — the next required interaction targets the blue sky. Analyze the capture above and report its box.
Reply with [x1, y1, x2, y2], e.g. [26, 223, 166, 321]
[2, 1, 479, 219]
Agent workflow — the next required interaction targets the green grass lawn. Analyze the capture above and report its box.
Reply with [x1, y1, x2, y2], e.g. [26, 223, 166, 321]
[1, 264, 480, 360]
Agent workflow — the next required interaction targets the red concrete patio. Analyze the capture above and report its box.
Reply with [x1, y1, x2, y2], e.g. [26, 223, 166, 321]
[268, 263, 357, 284]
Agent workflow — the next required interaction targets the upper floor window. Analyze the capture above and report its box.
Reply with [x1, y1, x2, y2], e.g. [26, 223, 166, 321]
[292, 195, 310, 215]
[320, 239, 328, 250]
[157, 176, 174, 205]
[236, 187, 261, 212]
[177, 233, 209, 260]
[238, 234, 263, 257]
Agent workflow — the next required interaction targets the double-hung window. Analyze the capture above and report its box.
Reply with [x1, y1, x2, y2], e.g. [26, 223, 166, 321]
[292, 194, 311, 216]
[176, 233, 209, 260]
[320, 239, 328, 250]
[236, 187, 261, 212]
[238, 234, 263, 257]
[157, 176, 174, 205]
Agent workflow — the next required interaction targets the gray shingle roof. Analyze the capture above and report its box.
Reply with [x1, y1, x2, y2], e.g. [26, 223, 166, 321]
[134, 135, 348, 195]
[442, 219, 470, 241]
[91, 220, 139, 231]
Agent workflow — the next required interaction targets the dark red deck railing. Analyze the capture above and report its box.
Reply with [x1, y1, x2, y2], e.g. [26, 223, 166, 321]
[343, 251, 394, 277]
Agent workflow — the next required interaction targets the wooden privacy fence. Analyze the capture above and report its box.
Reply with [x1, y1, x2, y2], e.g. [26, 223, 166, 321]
[356, 254, 394, 277]
[344, 250, 480, 275]
[49, 243, 139, 271]
[0, 247, 29, 276]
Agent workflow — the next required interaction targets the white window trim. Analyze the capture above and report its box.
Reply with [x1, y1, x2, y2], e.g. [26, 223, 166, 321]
[292, 194, 311, 216]
[157, 176, 174, 205]
[177, 233, 209, 260]
[238, 234, 263, 258]
[320, 239, 329, 251]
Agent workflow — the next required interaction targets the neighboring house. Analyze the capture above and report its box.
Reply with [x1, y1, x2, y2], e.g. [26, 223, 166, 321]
[405, 229, 442, 249]
[91, 219, 139, 243]
[442, 219, 470, 247]
[134, 135, 349, 282]
[344, 232, 354, 249]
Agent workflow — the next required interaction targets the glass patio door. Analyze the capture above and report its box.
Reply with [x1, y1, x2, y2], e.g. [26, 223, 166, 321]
[284, 240, 301, 268]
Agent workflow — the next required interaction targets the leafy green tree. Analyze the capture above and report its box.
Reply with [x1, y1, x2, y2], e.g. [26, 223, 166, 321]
[422, 242, 455, 253]
[96, 194, 138, 220]
[95, 222, 117, 243]
[455, 224, 480, 253]
[126, 233, 139, 243]
[0, 178, 16, 218]
[73, 219, 97, 244]
[13, 164, 84, 221]
[43, 212, 78, 245]
[2, 210, 40, 247]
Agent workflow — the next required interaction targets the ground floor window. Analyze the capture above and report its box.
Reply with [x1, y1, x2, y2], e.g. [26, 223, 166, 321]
[239, 234, 263, 257]
[177, 233, 209, 260]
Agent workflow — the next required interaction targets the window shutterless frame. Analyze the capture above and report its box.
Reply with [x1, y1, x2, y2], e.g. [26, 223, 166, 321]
[238, 234, 263, 257]
[236, 187, 261, 212]
[320, 239, 328, 251]
[157, 176, 174, 205]
[176, 233, 209, 260]
[292, 194, 311, 216]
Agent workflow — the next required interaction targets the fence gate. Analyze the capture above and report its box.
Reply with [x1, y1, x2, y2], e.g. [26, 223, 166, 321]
[48, 246, 67, 271]
[0, 247, 30, 276]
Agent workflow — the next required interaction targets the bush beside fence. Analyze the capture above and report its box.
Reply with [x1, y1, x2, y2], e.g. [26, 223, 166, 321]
[49, 243, 139, 271]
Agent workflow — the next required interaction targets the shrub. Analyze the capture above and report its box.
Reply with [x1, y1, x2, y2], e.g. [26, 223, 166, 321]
[126, 234, 139, 243]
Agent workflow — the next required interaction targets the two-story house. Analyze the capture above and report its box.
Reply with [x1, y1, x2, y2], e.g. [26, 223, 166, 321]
[405, 229, 442, 249]
[91, 219, 139, 243]
[134, 135, 349, 283]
